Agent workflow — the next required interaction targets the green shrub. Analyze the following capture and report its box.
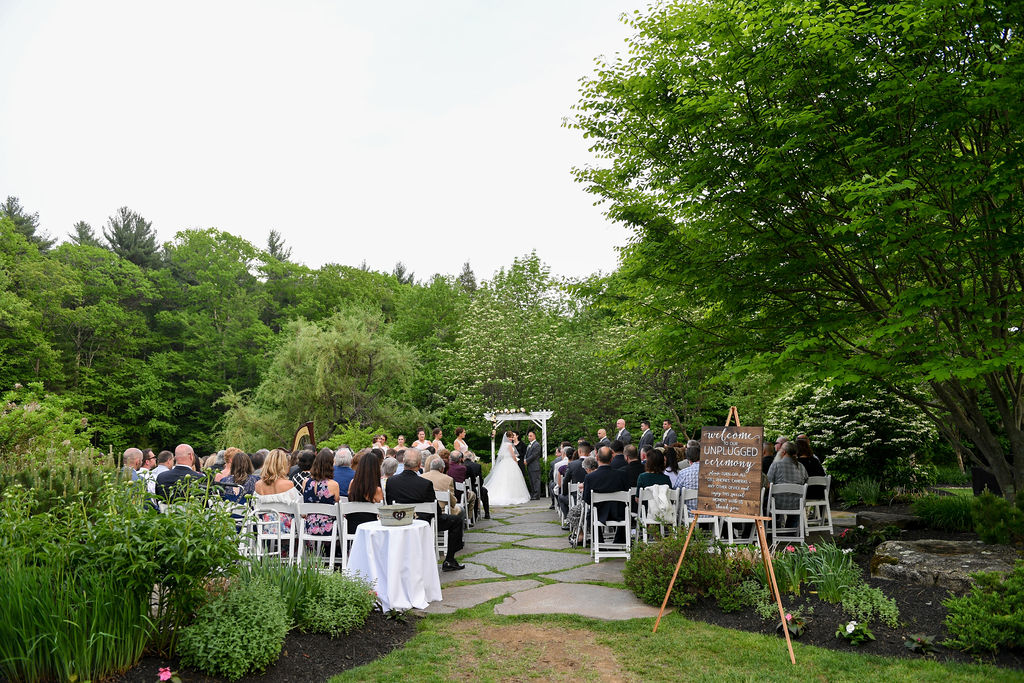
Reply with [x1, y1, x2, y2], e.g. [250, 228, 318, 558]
[238, 556, 323, 621]
[804, 543, 861, 603]
[840, 583, 899, 629]
[297, 572, 377, 636]
[177, 578, 290, 681]
[934, 465, 970, 486]
[944, 562, 1024, 653]
[972, 492, 1024, 545]
[912, 494, 974, 532]
[623, 530, 754, 609]
[839, 477, 883, 507]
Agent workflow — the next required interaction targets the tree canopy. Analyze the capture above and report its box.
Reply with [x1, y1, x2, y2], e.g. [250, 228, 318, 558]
[570, 0, 1024, 496]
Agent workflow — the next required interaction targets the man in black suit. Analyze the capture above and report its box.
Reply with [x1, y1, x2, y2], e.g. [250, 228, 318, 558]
[155, 444, 206, 500]
[524, 430, 543, 500]
[464, 453, 490, 519]
[637, 420, 654, 451]
[609, 440, 627, 470]
[615, 419, 632, 446]
[385, 449, 465, 571]
[621, 445, 645, 489]
[596, 428, 611, 449]
[661, 419, 678, 447]
[583, 447, 629, 543]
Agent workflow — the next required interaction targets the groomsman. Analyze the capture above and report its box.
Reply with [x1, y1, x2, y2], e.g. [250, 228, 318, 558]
[615, 418, 632, 445]
[637, 420, 654, 451]
[661, 419, 678, 446]
[596, 428, 611, 449]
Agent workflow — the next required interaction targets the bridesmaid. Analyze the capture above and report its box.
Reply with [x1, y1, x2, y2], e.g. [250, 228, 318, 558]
[453, 427, 469, 454]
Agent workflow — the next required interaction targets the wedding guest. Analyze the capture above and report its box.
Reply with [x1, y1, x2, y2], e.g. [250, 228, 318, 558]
[121, 447, 143, 481]
[431, 427, 445, 453]
[679, 444, 701, 511]
[448, 451, 476, 513]
[453, 428, 469, 454]
[381, 456, 398, 489]
[637, 420, 655, 451]
[146, 450, 173, 494]
[622, 445, 645, 488]
[215, 447, 241, 482]
[221, 451, 258, 500]
[156, 444, 205, 499]
[609, 440, 626, 469]
[596, 428, 611, 449]
[637, 450, 671, 492]
[796, 435, 826, 498]
[332, 448, 354, 494]
[301, 449, 341, 540]
[251, 449, 269, 477]
[566, 455, 599, 545]
[464, 451, 490, 519]
[346, 451, 383, 535]
[412, 428, 430, 450]
[766, 441, 807, 528]
[583, 447, 630, 544]
[394, 448, 406, 474]
[764, 436, 788, 474]
[662, 446, 683, 487]
[422, 456, 462, 518]
[254, 448, 301, 537]
[615, 418, 632, 445]
[661, 420, 678, 447]
[289, 449, 316, 492]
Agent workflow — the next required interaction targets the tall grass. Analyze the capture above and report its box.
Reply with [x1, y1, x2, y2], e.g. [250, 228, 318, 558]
[912, 494, 975, 531]
[839, 477, 883, 507]
[238, 555, 324, 620]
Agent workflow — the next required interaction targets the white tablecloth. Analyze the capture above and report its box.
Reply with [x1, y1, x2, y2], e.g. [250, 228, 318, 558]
[347, 519, 442, 612]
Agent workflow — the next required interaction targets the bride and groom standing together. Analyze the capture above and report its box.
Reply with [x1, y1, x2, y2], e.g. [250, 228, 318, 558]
[484, 430, 542, 506]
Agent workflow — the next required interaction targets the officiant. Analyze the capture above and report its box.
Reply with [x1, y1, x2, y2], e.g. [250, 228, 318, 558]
[512, 431, 529, 493]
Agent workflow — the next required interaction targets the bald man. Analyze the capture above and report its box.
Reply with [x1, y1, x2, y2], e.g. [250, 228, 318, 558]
[121, 447, 143, 481]
[155, 443, 204, 500]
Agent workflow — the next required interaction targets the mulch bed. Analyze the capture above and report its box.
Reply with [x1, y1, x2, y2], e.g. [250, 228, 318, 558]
[111, 611, 418, 683]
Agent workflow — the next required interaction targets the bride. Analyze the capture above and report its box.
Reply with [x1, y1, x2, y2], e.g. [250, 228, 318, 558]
[484, 431, 531, 506]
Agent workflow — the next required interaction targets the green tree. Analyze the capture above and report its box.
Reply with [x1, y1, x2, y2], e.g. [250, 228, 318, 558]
[458, 261, 477, 294]
[265, 229, 292, 262]
[571, 0, 1024, 499]
[102, 206, 161, 269]
[69, 221, 102, 248]
[219, 308, 418, 449]
[392, 261, 415, 285]
[1, 196, 54, 251]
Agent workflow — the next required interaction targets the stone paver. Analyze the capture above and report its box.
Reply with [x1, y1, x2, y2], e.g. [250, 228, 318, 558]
[515, 536, 580, 551]
[440, 562, 503, 585]
[494, 583, 667, 620]
[469, 548, 590, 576]
[463, 532, 527, 544]
[542, 559, 627, 584]
[499, 522, 565, 537]
[508, 511, 562, 523]
[469, 519, 506, 531]
[462, 540, 500, 554]
[423, 580, 542, 614]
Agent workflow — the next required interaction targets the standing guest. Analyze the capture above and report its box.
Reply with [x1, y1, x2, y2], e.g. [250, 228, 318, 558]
[660, 419, 677, 448]
[766, 441, 808, 527]
[622, 445, 645, 488]
[289, 450, 316, 492]
[155, 444, 205, 499]
[346, 451, 384, 535]
[121, 447, 143, 481]
[596, 428, 611, 449]
[301, 449, 341, 537]
[412, 428, 431, 450]
[637, 420, 655, 451]
[615, 418, 632, 445]
[431, 427, 445, 453]
[764, 436, 788, 475]
[332, 448, 354, 494]
[221, 452, 258, 500]
[678, 443, 702, 511]
[385, 449, 465, 571]
[464, 452, 490, 520]
[453, 428, 469, 454]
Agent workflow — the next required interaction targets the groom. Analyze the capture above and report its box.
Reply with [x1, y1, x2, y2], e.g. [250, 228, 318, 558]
[524, 429, 543, 500]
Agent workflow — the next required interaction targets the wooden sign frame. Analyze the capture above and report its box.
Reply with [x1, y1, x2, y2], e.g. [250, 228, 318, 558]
[652, 407, 796, 665]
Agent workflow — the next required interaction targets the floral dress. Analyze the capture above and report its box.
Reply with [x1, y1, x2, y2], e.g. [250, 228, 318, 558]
[302, 479, 337, 535]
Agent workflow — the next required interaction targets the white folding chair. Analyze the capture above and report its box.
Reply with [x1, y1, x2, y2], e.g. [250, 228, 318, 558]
[637, 487, 669, 544]
[252, 501, 298, 563]
[338, 501, 380, 569]
[455, 480, 474, 527]
[295, 502, 341, 571]
[590, 491, 632, 563]
[677, 488, 720, 537]
[804, 475, 833, 534]
[768, 483, 807, 547]
[434, 490, 451, 557]
[413, 501, 443, 561]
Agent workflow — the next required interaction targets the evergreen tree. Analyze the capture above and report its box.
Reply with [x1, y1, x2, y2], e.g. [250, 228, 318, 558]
[458, 261, 477, 293]
[392, 261, 415, 285]
[69, 220, 102, 248]
[1, 196, 54, 251]
[266, 229, 292, 261]
[102, 206, 161, 268]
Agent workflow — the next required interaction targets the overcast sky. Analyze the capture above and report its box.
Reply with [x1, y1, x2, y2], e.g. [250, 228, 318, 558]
[0, 1, 650, 282]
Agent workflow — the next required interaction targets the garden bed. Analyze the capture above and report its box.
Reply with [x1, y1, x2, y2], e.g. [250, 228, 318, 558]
[111, 610, 418, 683]
[678, 556, 1024, 671]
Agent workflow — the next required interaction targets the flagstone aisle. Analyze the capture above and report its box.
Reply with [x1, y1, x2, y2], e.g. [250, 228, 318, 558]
[421, 500, 664, 620]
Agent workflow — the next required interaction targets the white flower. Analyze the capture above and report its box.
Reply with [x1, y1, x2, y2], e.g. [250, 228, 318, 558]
[842, 548, 853, 554]
[846, 621, 857, 634]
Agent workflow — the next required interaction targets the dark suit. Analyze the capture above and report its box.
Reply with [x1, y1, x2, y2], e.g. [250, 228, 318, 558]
[524, 440, 542, 498]
[638, 429, 654, 451]
[583, 465, 629, 543]
[155, 465, 204, 500]
[597, 437, 611, 449]
[662, 428, 677, 446]
[610, 453, 627, 470]
[616, 429, 632, 445]
[385, 470, 463, 562]
[622, 460, 645, 489]
[465, 459, 489, 517]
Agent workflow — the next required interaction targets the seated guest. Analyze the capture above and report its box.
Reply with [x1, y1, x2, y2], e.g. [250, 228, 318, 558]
[636, 450, 671, 492]
[380, 456, 398, 490]
[662, 446, 683, 488]
[289, 449, 316, 492]
[301, 448, 341, 538]
[422, 455, 462, 518]
[764, 436, 787, 475]
[155, 444, 205, 500]
[795, 435, 826, 499]
[215, 447, 242, 482]
[447, 451, 476, 513]
[464, 451, 489, 520]
[254, 448, 302, 535]
[622, 445, 644, 489]
[566, 455, 599, 545]
[583, 447, 630, 543]
[346, 451, 384, 535]
[332, 448, 354, 494]
[288, 447, 313, 477]
[678, 443, 701, 511]
[385, 449, 465, 571]
[394, 448, 406, 474]
[220, 451, 259, 500]
[766, 441, 808, 527]
[609, 440, 626, 470]
[250, 448, 269, 477]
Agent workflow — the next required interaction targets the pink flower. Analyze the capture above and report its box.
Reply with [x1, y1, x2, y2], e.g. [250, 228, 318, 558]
[158, 668, 173, 682]
[785, 613, 793, 622]
[785, 545, 795, 552]
[808, 544, 816, 552]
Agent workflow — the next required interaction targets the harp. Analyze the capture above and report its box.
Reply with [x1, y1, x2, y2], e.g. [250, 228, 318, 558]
[291, 421, 316, 452]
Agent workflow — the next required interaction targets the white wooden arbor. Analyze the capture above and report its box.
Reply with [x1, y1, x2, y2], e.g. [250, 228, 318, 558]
[483, 410, 554, 463]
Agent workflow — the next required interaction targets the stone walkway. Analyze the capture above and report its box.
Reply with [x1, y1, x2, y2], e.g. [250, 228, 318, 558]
[421, 499, 665, 620]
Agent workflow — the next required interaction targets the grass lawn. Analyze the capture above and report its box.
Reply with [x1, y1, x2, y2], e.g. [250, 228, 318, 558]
[937, 487, 973, 497]
[330, 600, 1018, 683]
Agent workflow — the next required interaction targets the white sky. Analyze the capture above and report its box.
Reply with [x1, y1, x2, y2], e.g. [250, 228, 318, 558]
[0, 0, 650, 281]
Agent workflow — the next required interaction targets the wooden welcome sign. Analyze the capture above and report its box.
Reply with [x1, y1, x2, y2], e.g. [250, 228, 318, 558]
[697, 424, 763, 517]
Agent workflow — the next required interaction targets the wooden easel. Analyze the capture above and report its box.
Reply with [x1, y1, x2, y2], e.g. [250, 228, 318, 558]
[651, 408, 796, 665]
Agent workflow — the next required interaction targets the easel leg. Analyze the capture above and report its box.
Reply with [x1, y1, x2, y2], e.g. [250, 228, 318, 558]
[653, 513, 699, 633]
[756, 519, 795, 664]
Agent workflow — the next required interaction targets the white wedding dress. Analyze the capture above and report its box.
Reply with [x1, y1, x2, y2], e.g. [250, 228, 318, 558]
[484, 437, 531, 506]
